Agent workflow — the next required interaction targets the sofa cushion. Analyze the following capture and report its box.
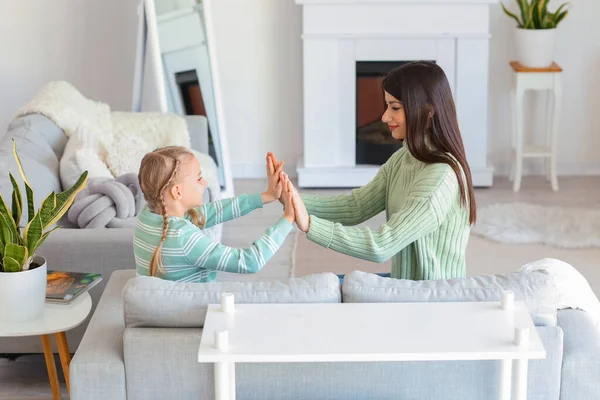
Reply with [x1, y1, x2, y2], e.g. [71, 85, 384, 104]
[342, 270, 558, 326]
[123, 273, 341, 328]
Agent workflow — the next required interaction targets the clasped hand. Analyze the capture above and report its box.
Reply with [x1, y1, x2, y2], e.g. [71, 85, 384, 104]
[264, 152, 309, 232]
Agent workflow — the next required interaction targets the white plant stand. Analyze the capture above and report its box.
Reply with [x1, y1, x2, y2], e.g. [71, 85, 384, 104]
[198, 292, 546, 400]
[509, 61, 563, 192]
[0, 293, 92, 400]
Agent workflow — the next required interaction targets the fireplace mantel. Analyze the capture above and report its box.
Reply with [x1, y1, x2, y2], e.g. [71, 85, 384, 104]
[295, 0, 497, 187]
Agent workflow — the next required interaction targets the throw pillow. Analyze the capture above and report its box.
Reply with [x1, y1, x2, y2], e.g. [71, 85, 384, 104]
[105, 134, 154, 178]
[59, 125, 113, 190]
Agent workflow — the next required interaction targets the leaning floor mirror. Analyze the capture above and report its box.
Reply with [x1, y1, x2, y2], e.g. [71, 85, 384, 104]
[133, 0, 234, 199]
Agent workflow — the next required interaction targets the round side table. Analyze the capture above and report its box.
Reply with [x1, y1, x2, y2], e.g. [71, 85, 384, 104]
[0, 293, 92, 400]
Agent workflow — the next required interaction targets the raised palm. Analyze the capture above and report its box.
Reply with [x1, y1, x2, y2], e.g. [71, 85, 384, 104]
[265, 153, 285, 203]
[268, 153, 286, 205]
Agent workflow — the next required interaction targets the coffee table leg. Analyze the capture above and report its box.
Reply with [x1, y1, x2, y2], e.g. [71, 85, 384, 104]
[41, 334, 61, 400]
[55, 332, 71, 392]
[499, 359, 512, 400]
[214, 362, 230, 400]
[229, 362, 236, 400]
[514, 358, 529, 400]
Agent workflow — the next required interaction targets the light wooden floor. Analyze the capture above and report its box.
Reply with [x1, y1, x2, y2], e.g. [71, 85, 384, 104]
[2, 175, 599, 399]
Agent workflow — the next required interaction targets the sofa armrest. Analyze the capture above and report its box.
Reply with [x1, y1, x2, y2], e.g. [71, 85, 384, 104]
[0, 115, 66, 227]
[70, 270, 136, 400]
[557, 309, 600, 400]
[184, 115, 209, 154]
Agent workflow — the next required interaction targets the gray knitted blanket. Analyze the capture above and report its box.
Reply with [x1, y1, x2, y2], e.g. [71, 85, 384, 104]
[68, 173, 145, 228]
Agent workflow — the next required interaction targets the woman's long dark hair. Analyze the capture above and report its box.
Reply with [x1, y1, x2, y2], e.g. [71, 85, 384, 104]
[382, 61, 476, 224]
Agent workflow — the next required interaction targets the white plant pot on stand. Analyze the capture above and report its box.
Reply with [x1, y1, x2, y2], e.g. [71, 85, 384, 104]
[0, 256, 47, 323]
[515, 28, 557, 68]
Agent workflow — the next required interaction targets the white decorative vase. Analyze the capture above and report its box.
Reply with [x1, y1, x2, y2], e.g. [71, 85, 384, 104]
[515, 28, 557, 68]
[0, 256, 47, 323]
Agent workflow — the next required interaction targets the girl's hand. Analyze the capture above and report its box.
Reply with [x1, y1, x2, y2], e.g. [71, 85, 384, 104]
[270, 152, 282, 171]
[269, 153, 286, 205]
[262, 152, 284, 204]
[281, 172, 295, 223]
[289, 180, 309, 233]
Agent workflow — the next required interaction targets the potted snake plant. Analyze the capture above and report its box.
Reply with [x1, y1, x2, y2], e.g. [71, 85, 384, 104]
[502, 0, 570, 68]
[0, 139, 88, 323]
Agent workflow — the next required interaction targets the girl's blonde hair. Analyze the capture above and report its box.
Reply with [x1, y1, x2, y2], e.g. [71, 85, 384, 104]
[138, 146, 205, 277]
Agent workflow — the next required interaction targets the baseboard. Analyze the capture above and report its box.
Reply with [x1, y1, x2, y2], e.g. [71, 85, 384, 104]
[471, 165, 495, 188]
[493, 161, 600, 177]
[233, 161, 600, 180]
[296, 163, 380, 188]
[233, 163, 498, 186]
[232, 164, 299, 179]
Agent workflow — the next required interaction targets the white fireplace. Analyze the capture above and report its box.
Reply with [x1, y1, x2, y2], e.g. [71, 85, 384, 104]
[295, 0, 497, 188]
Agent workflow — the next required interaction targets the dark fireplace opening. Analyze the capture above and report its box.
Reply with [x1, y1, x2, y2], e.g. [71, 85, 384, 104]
[356, 61, 416, 165]
[175, 71, 219, 172]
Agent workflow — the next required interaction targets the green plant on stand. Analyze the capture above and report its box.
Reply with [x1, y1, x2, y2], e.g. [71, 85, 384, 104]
[0, 139, 88, 322]
[501, 0, 569, 29]
[501, 0, 571, 68]
[0, 140, 88, 272]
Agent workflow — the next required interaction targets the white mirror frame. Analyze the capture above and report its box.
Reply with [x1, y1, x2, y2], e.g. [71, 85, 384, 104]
[132, 0, 235, 199]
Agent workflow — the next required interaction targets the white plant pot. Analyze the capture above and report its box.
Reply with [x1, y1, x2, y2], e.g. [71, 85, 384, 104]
[515, 28, 557, 68]
[0, 256, 47, 323]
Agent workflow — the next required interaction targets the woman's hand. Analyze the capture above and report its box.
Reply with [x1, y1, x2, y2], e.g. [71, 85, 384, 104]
[262, 152, 285, 204]
[288, 180, 310, 233]
[281, 172, 295, 223]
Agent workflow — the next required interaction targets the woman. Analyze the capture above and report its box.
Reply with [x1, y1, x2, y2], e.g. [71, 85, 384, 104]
[273, 61, 476, 280]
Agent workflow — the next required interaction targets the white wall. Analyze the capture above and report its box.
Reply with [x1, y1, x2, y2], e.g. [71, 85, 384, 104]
[209, 0, 303, 178]
[487, 0, 600, 176]
[214, 0, 600, 178]
[0, 0, 139, 131]
[1, 0, 598, 179]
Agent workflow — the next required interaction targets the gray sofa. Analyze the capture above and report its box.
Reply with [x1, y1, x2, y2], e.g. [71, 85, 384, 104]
[0, 113, 219, 354]
[70, 269, 600, 400]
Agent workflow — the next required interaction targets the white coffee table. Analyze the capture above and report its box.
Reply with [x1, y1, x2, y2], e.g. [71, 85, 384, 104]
[0, 293, 92, 400]
[198, 296, 546, 400]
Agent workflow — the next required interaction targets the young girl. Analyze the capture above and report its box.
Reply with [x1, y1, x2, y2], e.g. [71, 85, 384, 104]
[134, 146, 295, 282]
[275, 61, 476, 281]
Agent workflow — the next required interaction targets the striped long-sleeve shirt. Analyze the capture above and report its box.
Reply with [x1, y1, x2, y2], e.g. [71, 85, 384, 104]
[133, 193, 293, 283]
[301, 146, 471, 281]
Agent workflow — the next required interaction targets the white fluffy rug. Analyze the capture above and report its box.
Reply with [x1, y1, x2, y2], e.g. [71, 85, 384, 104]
[472, 202, 600, 248]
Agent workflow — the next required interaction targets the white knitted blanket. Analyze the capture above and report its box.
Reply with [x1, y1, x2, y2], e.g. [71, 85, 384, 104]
[520, 258, 600, 330]
[14, 81, 191, 179]
[14, 81, 113, 147]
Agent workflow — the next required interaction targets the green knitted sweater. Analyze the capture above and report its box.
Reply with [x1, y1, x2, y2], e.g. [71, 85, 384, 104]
[301, 147, 470, 280]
